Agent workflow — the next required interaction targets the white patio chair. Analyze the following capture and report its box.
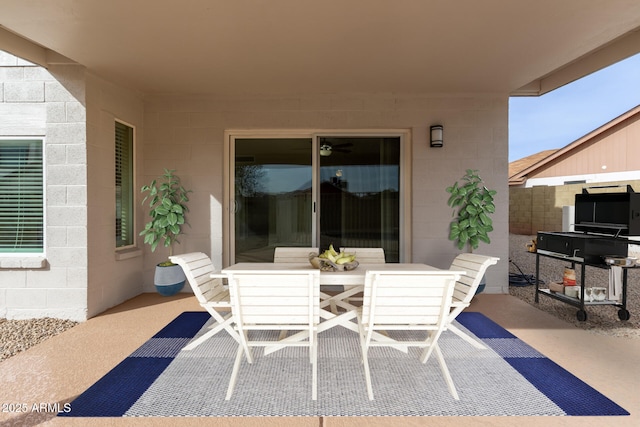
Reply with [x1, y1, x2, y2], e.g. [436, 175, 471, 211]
[224, 268, 321, 400]
[274, 246, 338, 311]
[169, 252, 240, 350]
[447, 253, 499, 349]
[357, 269, 461, 400]
[273, 247, 325, 338]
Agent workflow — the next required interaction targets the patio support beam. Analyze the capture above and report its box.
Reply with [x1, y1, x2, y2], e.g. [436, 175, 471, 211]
[512, 28, 640, 97]
[0, 26, 47, 67]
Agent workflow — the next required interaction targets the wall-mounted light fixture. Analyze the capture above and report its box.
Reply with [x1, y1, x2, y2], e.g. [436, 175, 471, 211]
[430, 125, 443, 148]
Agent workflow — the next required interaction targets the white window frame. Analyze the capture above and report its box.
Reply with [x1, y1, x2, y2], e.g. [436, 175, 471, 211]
[115, 119, 136, 250]
[0, 137, 46, 256]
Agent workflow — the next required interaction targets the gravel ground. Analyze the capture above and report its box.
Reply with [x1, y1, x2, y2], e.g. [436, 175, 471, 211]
[508, 234, 640, 339]
[0, 318, 77, 362]
[1, 234, 638, 363]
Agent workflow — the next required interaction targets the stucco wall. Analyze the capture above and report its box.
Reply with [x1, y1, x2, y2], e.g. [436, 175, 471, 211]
[0, 53, 88, 320]
[143, 94, 510, 294]
[85, 73, 145, 318]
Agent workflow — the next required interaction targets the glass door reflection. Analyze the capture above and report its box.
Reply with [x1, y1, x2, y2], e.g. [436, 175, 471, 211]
[318, 137, 400, 262]
[233, 138, 313, 262]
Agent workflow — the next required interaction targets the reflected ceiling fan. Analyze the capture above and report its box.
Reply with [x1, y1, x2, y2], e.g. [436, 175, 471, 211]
[319, 140, 353, 156]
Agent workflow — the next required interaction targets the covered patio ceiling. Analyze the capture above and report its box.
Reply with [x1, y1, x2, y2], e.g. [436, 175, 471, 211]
[1, 0, 640, 97]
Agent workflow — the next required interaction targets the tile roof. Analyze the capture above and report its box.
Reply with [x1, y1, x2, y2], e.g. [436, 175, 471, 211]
[508, 149, 558, 178]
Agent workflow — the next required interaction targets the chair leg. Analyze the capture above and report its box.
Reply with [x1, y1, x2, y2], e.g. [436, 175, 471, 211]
[362, 351, 373, 400]
[311, 335, 318, 400]
[356, 313, 375, 400]
[419, 332, 437, 364]
[203, 308, 241, 344]
[448, 323, 486, 349]
[433, 343, 459, 400]
[240, 332, 253, 364]
[225, 345, 245, 400]
[209, 310, 241, 344]
[183, 315, 234, 351]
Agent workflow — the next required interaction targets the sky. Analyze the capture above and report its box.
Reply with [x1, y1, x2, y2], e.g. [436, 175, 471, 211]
[508, 53, 640, 162]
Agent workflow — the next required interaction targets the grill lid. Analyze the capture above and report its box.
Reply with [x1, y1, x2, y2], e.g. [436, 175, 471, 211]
[574, 185, 639, 237]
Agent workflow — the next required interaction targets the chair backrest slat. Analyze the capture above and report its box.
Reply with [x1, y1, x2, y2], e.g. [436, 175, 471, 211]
[449, 254, 499, 304]
[169, 252, 227, 305]
[362, 271, 458, 328]
[227, 270, 320, 327]
[341, 247, 385, 264]
[274, 247, 319, 263]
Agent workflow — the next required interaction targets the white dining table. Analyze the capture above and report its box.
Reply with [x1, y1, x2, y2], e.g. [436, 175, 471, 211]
[222, 262, 440, 284]
[222, 262, 442, 310]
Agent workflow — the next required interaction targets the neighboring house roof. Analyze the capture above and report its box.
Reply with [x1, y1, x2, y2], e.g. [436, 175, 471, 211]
[508, 149, 558, 179]
[509, 104, 640, 186]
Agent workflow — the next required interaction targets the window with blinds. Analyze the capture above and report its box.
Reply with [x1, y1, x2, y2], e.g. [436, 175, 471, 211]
[0, 139, 44, 253]
[115, 121, 134, 248]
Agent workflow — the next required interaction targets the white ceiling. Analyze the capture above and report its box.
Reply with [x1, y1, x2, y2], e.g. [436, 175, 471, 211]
[1, 0, 640, 97]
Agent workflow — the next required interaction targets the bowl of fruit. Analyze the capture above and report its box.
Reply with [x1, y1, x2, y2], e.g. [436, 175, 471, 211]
[309, 245, 358, 271]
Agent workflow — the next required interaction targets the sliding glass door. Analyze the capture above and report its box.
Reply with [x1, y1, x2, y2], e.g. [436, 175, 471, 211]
[318, 137, 400, 261]
[230, 134, 401, 263]
[233, 138, 313, 262]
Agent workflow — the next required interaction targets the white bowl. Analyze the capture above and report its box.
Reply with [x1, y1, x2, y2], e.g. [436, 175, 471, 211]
[564, 286, 580, 298]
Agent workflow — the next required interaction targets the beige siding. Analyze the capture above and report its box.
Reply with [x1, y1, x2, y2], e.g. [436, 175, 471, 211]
[530, 114, 640, 179]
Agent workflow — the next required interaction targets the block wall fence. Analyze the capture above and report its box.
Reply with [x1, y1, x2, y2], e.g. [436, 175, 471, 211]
[509, 180, 640, 235]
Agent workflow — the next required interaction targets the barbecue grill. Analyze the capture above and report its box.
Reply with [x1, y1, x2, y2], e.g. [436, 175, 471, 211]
[534, 185, 638, 321]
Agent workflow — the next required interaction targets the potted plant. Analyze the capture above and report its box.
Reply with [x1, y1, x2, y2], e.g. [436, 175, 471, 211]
[140, 169, 191, 296]
[446, 169, 497, 293]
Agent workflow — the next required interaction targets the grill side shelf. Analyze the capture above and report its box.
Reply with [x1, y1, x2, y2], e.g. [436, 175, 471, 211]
[534, 249, 631, 322]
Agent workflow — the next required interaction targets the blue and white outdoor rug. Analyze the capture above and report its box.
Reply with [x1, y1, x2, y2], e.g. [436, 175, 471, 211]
[59, 311, 629, 417]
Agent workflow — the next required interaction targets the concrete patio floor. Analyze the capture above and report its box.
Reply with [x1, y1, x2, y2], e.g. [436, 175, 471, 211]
[1, 292, 638, 427]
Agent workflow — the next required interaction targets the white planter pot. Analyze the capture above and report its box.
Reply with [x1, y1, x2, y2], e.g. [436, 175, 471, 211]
[154, 263, 186, 296]
[475, 275, 486, 295]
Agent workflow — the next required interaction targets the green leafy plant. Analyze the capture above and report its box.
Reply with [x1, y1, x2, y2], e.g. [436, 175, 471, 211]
[446, 169, 496, 252]
[140, 169, 191, 264]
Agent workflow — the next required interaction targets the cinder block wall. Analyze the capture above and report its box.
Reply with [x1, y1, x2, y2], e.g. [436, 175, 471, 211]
[509, 180, 640, 235]
[0, 52, 89, 320]
[508, 187, 532, 234]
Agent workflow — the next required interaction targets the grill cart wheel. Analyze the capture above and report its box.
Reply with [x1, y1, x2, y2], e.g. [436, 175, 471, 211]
[576, 310, 588, 322]
[618, 309, 631, 321]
